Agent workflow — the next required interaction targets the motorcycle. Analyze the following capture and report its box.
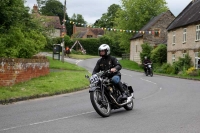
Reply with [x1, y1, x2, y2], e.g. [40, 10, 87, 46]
[85, 70, 134, 117]
[144, 63, 153, 77]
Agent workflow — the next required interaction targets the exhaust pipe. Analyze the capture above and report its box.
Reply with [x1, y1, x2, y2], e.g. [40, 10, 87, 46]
[110, 93, 134, 106]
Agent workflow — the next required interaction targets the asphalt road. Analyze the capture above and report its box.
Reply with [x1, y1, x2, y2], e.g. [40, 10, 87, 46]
[0, 57, 200, 133]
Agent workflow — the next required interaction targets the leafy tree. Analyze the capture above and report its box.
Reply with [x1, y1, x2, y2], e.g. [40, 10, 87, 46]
[40, 0, 68, 23]
[140, 43, 153, 63]
[151, 44, 167, 65]
[70, 13, 87, 24]
[94, 4, 121, 28]
[0, 0, 30, 31]
[115, 0, 168, 52]
[0, 0, 47, 58]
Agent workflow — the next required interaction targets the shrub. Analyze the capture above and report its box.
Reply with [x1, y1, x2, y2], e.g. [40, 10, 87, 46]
[151, 44, 167, 65]
[186, 67, 199, 76]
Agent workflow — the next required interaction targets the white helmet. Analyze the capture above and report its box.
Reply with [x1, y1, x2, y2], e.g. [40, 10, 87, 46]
[98, 44, 110, 56]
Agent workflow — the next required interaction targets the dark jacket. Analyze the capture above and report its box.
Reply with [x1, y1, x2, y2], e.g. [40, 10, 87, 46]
[92, 55, 122, 77]
[143, 59, 151, 65]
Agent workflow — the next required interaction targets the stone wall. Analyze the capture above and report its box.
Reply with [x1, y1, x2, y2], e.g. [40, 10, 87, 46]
[0, 56, 49, 86]
[167, 24, 200, 65]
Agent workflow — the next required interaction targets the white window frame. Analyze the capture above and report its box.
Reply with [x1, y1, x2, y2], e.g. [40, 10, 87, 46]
[172, 31, 176, 45]
[172, 54, 175, 63]
[195, 52, 199, 69]
[196, 25, 200, 41]
[183, 28, 187, 43]
[182, 53, 186, 58]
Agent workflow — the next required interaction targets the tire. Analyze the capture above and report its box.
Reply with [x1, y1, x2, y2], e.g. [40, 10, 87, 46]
[124, 100, 134, 110]
[90, 89, 111, 117]
[150, 69, 153, 77]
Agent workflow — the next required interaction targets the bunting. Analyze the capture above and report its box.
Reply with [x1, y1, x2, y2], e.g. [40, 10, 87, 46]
[65, 20, 161, 34]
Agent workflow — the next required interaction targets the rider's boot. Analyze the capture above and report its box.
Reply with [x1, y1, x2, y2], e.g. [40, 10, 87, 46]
[116, 82, 127, 99]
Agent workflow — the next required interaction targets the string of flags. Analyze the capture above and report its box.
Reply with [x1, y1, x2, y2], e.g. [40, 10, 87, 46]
[64, 20, 161, 34]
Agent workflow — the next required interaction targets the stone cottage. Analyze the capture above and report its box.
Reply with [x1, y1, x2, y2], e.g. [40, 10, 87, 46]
[130, 10, 175, 64]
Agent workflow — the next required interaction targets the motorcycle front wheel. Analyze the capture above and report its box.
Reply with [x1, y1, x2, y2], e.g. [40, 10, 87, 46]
[90, 89, 111, 117]
[124, 100, 134, 110]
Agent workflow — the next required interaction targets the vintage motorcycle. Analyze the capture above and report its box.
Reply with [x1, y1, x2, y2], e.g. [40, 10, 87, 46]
[144, 63, 153, 77]
[85, 70, 134, 117]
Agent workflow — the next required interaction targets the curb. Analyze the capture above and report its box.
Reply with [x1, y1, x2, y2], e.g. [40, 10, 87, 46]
[0, 87, 89, 105]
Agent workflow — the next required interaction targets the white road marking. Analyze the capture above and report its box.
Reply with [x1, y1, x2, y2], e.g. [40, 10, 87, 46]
[0, 111, 95, 132]
[76, 60, 83, 65]
[140, 78, 157, 84]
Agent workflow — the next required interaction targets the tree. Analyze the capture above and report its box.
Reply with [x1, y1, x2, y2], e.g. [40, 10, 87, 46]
[151, 44, 167, 65]
[40, 0, 69, 24]
[94, 4, 121, 28]
[0, 0, 30, 31]
[70, 13, 87, 24]
[115, 0, 168, 52]
[140, 43, 153, 63]
[0, 0, 47, 58]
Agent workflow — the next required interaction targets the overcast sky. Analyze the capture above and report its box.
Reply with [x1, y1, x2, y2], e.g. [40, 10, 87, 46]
[25, 0, 192, 24]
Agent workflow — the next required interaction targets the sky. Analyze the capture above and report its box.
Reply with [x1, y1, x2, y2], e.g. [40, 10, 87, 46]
[25, 0, 192, 24]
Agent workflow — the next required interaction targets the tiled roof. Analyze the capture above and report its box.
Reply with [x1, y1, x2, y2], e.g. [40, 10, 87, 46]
[167, 0, 200, 31]
[130, 11, 167, 40]
[74, 27, 104, 38]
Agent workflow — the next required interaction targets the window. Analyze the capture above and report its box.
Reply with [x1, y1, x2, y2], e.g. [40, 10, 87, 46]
[87, 35, 93, 38]
[172, 54, 175, 63]
[183, 28, 187, 43]
[154, 29, 160, 37]
[136, 45, 137, 52]
[195, 52, 200, 69]
[196, 25, 200, 41]
[172, 31, 176, 45]
[182, 53, 187, 58]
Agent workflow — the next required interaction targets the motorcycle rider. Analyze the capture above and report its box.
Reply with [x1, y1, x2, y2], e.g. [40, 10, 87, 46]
[143, 56, 152, 74]
[92, 44, 127, 99]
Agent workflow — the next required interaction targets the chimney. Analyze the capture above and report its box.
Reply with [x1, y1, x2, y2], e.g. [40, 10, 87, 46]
[33, 4, 38, 13]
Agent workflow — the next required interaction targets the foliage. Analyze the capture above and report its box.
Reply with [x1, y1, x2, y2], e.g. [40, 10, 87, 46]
[0, 27, 46, 58]
[94, 4, 121, 28]
[151, 44, 167, 65]
[40, 0, 66, 23]
[186, 67, 199, 76]
[155, 63, 174, 74]
[0, 0, 30, 31]
[115, 0, 168, 52]
[172, 54, 192, 74]
[70, 14, 87, 24]
[140, 43, 153, 63]
[0, 0, 47, 58]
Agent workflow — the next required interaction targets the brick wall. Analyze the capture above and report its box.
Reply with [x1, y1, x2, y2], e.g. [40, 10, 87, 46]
[0, 56, 49, 86]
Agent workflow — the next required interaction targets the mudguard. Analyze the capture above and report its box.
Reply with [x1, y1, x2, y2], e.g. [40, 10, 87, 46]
[128, 86, 134, 93]
[89, 86, 100, 92]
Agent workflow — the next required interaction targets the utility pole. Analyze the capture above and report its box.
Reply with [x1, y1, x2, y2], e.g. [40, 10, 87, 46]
[61, 0, 66, 62]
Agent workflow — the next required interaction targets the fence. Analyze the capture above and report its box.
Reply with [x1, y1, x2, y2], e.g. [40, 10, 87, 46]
[122, 53, 130, 60]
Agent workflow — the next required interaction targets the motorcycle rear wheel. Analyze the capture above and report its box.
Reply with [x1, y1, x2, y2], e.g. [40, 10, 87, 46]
[150, 69, 153, 77]
[90, 89, 111, 117]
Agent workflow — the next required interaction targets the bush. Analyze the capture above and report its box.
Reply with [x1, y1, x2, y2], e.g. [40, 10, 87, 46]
[186, 67, 199, 76]
[151, 44, 167, 65]
[140, 43, 153, 63]
[0, 27, 46, 58]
